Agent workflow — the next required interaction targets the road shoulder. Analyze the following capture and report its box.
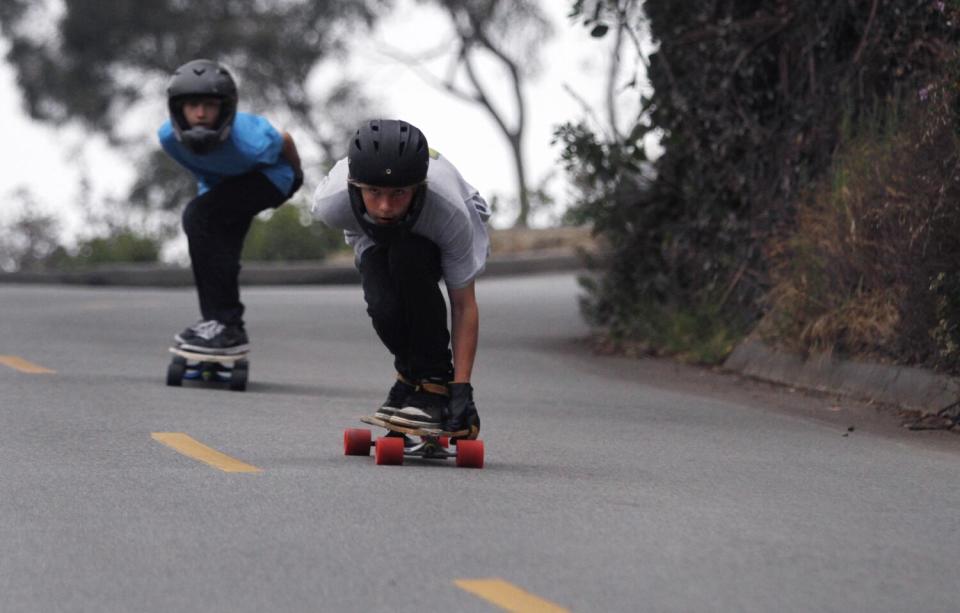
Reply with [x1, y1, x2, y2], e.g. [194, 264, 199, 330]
[561, 337, 960, 456]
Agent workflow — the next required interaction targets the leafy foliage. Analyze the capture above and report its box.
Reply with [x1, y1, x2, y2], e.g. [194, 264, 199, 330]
[0, 0, 385, 136]
[70, 231, 161, 266]
[561, 0, 959, 363]
[0, 196, 349, 270]
[0, 191, 63, 272]
[241, 203, 347, 262]
[0, 0, 386, 218]
[0, 188, 162, 271]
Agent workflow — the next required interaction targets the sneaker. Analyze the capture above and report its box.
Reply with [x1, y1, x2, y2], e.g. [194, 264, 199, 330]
[388, 379, 449, 430]
[373, 374, 417, 421]
[177, 321, 250, 355]
[174, 320, 218, 345]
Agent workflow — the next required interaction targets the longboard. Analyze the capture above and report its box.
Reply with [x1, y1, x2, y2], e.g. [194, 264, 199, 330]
[168, 346, 249, 363]
[166, 346, 249, 391]
[344, 415, 484, 468]
[360, 414, 470, 438]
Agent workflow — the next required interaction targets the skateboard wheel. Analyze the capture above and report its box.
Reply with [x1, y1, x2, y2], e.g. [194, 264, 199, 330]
[229, 360, 249, 392]
[455, 439, 484, 469]
[344, 428, 372, 456]
[374, 436, 404, 465]
[166, 359, 185, 387]
[437, 436, 450, 449]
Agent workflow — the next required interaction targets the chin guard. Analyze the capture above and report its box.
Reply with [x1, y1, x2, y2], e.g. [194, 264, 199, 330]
[178, 125, 232, 154]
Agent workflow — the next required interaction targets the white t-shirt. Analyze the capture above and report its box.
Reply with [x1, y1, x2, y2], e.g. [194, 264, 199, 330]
[312, 152, 491, 289]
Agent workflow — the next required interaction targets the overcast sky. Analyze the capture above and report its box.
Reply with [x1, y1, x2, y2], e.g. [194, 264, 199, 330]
[0, 1, 646, 241]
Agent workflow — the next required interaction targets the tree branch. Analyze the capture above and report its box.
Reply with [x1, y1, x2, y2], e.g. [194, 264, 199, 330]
[562, 83, 613, 142]
[461, 42, 515, 139]
[851, 0, 878, 65]
[462, 9, 525, 138]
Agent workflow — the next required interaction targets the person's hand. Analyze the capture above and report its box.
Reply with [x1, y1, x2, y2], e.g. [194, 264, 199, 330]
[447, 382, 480, 439]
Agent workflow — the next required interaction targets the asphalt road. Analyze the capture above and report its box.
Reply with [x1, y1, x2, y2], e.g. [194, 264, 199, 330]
[1, 274, 959, 613]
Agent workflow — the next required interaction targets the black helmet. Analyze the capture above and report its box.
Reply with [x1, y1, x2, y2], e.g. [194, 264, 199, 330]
[166, 59, 238, 154]
[348, 119, 429, 187]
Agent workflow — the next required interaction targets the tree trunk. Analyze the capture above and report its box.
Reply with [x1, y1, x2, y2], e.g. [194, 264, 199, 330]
[510, 132, 530, 228]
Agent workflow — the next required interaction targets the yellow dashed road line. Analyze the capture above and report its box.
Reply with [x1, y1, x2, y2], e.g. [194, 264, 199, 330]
[0, 355, 55, 374]
[455, 578, 569, 612]
[151, 432, 262, 473]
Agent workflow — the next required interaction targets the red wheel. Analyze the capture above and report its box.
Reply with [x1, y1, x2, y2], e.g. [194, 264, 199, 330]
[375, 436, 405, 465]
[437, 436, 450, 448]
[455, 439, 484, 469]
[343, 428, 371, 456]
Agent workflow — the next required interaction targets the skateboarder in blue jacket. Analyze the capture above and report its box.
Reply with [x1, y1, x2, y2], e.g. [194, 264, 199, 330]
[159, 58, 303, 354]
[313, 119, 487, 438]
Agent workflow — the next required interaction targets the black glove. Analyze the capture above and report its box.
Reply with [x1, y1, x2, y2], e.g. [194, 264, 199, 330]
[288, 166, 304, 198]
[446, 382, 480, 439]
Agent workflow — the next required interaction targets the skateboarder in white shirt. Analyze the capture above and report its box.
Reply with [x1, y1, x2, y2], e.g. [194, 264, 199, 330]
[313, 119, 488, 438]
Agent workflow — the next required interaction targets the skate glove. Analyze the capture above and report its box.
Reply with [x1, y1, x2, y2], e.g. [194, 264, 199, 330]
[446, 382, 480, 440]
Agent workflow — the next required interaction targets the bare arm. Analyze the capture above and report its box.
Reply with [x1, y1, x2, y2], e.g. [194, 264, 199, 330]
[281, 131, 301, 170]
[449, 281, 479, 383]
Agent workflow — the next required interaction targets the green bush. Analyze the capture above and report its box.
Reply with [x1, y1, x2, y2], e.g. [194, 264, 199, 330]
[242, 202, 346, 262]
[0, 208, 162, 271]
[73, 231, 161, 265]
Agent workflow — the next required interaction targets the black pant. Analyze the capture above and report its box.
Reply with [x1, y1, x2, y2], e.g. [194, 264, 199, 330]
[359, 232, 453, 382]
[182, 172, 286, 326]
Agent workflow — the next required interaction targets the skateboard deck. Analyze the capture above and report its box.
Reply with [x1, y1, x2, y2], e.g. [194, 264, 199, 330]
[166, 346, 249, 391]
[168, 346, 249, 363]
[345, 415, 484, 468]
[359, 414, 470, 438]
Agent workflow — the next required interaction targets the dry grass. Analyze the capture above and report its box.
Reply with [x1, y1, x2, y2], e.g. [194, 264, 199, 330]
[758, 79, 960, 369]
[488, 225, 597, 256]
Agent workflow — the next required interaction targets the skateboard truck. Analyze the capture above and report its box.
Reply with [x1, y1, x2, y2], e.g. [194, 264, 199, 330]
[166, 346, 249, 391]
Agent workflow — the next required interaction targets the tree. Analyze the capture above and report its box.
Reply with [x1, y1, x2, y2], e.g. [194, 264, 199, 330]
[391, 0, 552, 227]
[567, 0, 647, 142]
[0, 0, 389, 215]
[0, 0, 385, 139]
[0, 189, 62, 272]
[559, 0, 959, 362]
[0, 185, 165, 271]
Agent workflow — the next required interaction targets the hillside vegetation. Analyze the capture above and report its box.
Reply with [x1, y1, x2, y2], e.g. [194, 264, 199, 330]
[561, 1, 960, 372]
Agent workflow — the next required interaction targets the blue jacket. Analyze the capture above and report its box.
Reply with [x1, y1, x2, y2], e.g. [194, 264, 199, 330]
[159, 112, 294, 195]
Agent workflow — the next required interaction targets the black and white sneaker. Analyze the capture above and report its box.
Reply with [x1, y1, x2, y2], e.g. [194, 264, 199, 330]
[175, 320, 217, 345]
[373, 374, 417, 422]
[177, 321, 250, 355]
[388, 380, 449, 430]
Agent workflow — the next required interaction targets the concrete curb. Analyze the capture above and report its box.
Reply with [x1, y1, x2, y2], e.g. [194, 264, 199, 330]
[724, 339, 960, 414]
[0, 250, 586, 287]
